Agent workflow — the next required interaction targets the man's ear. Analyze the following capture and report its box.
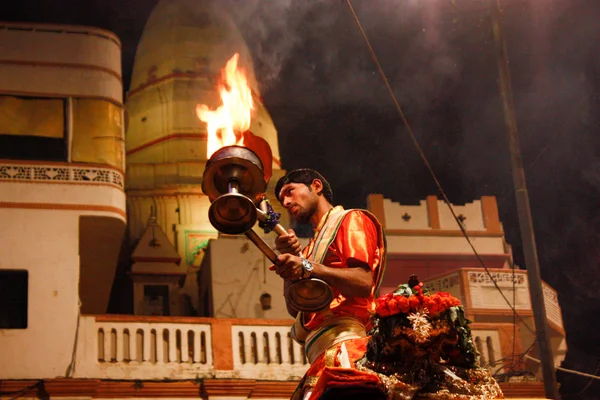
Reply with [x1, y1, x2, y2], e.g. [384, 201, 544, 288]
[311, 179, 323, 195]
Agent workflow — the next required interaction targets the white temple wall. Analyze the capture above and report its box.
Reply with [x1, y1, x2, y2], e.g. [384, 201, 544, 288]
[205, 237, 308, 320]
[383, 198, 431, 229]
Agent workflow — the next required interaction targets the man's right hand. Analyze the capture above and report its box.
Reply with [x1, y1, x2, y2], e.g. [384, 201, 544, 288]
[275, 229, 301, 255]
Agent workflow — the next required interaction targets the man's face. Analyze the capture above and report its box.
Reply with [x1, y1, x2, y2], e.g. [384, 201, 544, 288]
[278, 181, 319, 224]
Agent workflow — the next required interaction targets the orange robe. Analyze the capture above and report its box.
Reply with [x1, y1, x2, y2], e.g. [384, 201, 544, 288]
[292, 207, 387, 399]
[302, 208, 383, 331]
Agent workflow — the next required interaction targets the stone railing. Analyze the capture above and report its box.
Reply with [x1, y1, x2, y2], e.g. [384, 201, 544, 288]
[6, 314, 544, 398]
[74, 315, 213, 380]
[232, 323, 308, 380]
[70, 315, 524, 382]
[74, 315, 307, 381]
[471, 326, 503, 371]
[425, 268, 564, 333]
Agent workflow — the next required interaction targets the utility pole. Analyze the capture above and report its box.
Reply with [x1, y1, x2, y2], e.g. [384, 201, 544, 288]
[489, 1, 560, 398]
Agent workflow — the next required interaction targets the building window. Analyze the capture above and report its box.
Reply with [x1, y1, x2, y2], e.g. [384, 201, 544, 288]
[0, 95, 67, 161]
[71, 98, 124, 169]
[0, 270, 28, 329]
[143, 285, 170, 316]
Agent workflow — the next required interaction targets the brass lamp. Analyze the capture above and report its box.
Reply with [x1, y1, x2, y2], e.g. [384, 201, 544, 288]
[202, 146, 265, 235]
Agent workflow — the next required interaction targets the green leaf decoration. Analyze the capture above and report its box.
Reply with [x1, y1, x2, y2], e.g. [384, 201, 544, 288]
[393, 284, 413, 297]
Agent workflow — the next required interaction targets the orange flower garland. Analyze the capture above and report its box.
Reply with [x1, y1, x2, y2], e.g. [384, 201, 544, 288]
[375, 284, 461, 317]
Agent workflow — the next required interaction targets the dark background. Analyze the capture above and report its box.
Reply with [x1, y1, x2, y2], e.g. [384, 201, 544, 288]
[3, 0, 599, 398]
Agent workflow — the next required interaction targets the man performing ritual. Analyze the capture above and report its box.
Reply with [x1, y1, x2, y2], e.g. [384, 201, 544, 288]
[273, 168, 388, 400]
[272, 169, 504, 400]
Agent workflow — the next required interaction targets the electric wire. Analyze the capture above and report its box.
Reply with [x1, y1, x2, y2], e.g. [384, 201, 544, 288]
[561, 362, 600, 398]
[492, 338, 537, 379]
[344, 0, 535, 334]
[525, 356, 600, 382]
[65, 298, 82, 377]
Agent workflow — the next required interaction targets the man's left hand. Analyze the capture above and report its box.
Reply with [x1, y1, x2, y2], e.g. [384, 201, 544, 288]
[274, 254, 305, 281]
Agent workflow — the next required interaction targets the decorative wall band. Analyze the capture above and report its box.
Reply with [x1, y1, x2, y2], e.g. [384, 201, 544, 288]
[0, 163, 124, 189]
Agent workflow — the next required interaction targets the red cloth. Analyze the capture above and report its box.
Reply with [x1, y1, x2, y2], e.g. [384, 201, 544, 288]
[241, 130, 272, 182]
[303, 337, 385, 400]
[310, 367, 385, 399]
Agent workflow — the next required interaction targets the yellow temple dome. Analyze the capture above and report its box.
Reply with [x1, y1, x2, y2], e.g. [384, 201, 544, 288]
[125, 0, 281, 169]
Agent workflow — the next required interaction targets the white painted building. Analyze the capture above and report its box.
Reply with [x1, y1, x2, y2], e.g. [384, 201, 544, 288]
[0, 21, 125, 379]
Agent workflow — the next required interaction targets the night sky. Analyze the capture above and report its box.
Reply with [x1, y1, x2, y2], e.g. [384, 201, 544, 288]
[4, 0, 599, 397]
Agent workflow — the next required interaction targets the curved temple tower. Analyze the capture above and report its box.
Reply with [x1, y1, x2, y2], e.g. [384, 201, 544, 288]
[125, 0, 284, 252]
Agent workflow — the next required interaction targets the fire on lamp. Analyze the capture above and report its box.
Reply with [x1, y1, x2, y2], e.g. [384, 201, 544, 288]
[198, 53, 333, 312]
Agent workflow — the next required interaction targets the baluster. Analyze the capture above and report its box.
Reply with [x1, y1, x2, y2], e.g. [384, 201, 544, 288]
[129, 329, 138, 362]
[258, 331, 269, 364]
[156, 328, 165, 363]
[193, 330, 201, 363]
[148, 329, 157, 363]
[268, 331, 278, 364]
[243, 332, 253, 365]
[103, 326, 111, 362]
[181, 329, 190, 363]
[142, 328, 151, 362]
[169, 328, 178, 363]
[278, 331, 290, 364]
[116, 328, 124, 362]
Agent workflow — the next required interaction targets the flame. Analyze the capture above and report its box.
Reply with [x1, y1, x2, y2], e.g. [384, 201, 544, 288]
[197, 53, 255, 158]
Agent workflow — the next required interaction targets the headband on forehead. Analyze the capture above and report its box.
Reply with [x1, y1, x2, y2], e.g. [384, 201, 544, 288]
[274, 168, 333, 204]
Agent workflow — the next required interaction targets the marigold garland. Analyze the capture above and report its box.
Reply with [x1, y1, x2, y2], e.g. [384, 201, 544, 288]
[375, 283, 461, 317]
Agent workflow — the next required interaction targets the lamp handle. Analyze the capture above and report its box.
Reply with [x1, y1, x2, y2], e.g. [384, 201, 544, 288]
[244, 230, 278, 263]
[256, 208, 303, 257]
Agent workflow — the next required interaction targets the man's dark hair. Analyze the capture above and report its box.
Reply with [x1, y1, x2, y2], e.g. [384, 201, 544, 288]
[274, 168, 333, 204]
